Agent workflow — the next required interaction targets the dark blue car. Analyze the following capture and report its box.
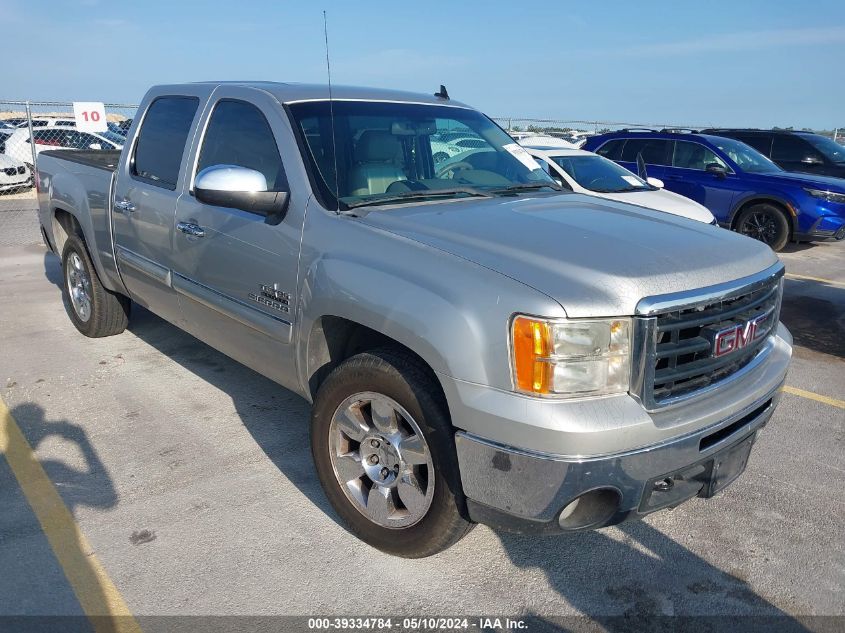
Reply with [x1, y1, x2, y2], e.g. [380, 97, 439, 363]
[583, 130, 845, 251]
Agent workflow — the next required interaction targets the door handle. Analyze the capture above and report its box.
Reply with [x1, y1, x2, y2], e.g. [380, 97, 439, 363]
[114, 198, 136, 212]
[176, 221, 206, 238]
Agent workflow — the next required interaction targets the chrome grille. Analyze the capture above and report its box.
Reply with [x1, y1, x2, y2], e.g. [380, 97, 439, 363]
[634, 267, 784, 410]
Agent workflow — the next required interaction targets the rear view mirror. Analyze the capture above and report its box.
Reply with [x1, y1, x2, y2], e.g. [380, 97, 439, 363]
[706, 163, 727, 177]
[194, 164, 289, 220]
[88, 143, 102, 150]
[646, 177, 664, 188]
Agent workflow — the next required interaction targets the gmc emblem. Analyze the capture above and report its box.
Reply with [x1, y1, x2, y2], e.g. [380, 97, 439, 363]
[712, 314, 770, 357]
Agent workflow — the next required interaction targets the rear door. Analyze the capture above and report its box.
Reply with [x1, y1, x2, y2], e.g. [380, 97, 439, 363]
[170, 86, 306, 389]
[661, 140, 737, 222]
[112, 92, 203, 325]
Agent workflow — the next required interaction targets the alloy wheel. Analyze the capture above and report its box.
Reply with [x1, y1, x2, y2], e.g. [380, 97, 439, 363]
[328, 392, 435, 529]
[66, 251, 92, 322]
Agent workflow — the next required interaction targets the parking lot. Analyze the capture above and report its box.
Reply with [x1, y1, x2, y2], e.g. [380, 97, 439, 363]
[0, 194, 843, 630]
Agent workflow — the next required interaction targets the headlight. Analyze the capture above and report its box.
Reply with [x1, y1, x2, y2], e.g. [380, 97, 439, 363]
[511, 315, 631, 398]
[804, 187, 845, 204]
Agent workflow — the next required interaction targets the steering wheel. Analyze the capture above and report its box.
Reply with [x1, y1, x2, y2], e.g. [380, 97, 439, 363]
[436, 161, 474, 179]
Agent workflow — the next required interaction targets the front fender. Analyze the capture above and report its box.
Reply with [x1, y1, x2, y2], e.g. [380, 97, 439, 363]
[295, 220, 564, 398]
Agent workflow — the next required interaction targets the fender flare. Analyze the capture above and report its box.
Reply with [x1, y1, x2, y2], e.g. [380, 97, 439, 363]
[728, 194, 796, 232]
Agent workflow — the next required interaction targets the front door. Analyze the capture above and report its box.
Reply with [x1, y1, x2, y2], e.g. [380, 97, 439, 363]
[111, 94, 202, 325]
[661, 140, 737, 222]
[170, 87, 307, 390]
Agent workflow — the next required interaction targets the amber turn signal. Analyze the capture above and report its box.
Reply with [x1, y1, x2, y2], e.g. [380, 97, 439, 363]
[512, 316, 553, 394]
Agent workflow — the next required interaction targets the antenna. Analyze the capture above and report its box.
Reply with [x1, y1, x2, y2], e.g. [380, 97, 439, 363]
[323, 10, 341, 212]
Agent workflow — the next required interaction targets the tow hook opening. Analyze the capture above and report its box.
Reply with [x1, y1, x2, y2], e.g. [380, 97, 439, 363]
[557, 488, 620, 530]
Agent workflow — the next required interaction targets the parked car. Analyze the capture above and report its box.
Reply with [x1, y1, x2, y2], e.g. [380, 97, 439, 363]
[584, 130, 845, 250]
[526, 146, 715, 223]
[37, 81, 791, 557]
[700, 129, 845, 179]
[0, 153, 31, 192]
[1, 128, 123, 167]
[517, 135, 579, 149]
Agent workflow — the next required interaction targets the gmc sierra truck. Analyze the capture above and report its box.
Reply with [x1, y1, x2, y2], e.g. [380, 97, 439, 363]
[36, 82, 792, 557]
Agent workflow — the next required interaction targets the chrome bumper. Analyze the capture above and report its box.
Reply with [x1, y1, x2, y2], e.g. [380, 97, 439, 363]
[455, 385, 783, 534]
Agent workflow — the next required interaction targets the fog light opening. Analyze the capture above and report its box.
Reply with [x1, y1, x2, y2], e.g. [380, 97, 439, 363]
[557, 488, 620, 530]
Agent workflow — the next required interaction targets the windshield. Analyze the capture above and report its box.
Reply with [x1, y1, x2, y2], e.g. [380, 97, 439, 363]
[711, 137, 782, 173]
[551, 154, 651, 193]
[288, 101, 556, 209]
[804, 134, 845, 163]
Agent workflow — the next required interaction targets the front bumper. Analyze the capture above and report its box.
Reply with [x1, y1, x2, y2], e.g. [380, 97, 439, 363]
[457, 387, 781, 534]
[795, 211, 845, 241]
[0, 177, 31, 191]
[451, 324, 792, 534]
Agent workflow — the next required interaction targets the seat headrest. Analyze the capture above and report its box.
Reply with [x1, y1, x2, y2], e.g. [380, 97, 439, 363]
[355, 130, 401, 162]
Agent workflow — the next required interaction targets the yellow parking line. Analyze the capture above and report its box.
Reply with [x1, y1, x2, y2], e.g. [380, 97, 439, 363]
[784, 272, 845, 287]
[0, 399, 142, 633]
[783, 386, 845, 409]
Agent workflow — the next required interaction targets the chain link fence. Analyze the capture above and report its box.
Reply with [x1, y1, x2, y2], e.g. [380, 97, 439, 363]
[0, 101, 138, 200]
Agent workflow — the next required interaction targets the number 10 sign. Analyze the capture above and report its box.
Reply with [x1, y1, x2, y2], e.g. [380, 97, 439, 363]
[73, 102, 108, 133]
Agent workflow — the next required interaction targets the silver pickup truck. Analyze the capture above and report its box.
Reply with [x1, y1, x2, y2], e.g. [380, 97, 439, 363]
[36, 82, 792, 557]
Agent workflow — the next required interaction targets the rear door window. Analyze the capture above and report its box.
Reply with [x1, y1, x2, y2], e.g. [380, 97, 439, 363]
[620, 138, 672, 165]
[132, 96, 199, 190]
[731, 133, 773, 156]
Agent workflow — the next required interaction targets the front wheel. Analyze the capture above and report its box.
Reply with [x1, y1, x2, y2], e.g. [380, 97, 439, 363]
[311, 348, 473, 557]
[735, 203, 790, 251]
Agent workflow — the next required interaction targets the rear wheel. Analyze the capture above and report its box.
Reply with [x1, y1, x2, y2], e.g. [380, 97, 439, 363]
[61, 234, 130, 337]
[735, 203, 790, 251]
[311, 348, 473, 557]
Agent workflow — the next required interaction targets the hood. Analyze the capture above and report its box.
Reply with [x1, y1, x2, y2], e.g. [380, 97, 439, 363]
[360, 193, 778, 317]
[594, 188, 715, 224]
[0, 153, 21, 169]
[748, 170, 845, 192]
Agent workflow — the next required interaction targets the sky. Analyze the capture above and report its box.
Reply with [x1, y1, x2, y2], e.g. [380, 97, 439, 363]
[5, 0, 845, 129]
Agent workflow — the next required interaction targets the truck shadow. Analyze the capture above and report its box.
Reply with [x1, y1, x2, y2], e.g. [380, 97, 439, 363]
[124, 304, 342, 526]
[780, 277, 845, 359]
[493, 520, 810, 631]
[1, 402, 120, 631]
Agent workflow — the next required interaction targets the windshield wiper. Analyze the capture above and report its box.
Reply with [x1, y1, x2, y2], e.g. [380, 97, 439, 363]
[344, 187, 493, 209]
[492, 182, 563, 194]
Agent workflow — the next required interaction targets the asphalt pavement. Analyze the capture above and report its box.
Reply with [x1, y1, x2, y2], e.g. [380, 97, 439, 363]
[0, 197, 842, 631]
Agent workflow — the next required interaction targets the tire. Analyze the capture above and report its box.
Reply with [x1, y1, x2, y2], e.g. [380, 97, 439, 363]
[61, 234, 130, 337]
[735, 203, 790, 251]
[311, 348, 473, 557]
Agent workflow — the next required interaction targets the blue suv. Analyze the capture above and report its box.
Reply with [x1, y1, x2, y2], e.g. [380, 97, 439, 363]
[583, 130, 845, 251]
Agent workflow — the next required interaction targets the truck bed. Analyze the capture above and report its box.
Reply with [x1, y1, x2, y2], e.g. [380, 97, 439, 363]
[39, 149, 121, 172]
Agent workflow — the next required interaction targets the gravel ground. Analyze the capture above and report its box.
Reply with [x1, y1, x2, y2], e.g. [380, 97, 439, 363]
[0, 206, 842, 630]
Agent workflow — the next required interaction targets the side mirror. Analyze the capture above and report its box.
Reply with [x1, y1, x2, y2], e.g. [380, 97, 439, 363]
[646, 177, 664, 188]
[194, 165, 289, 219]
[88, 143, 102, 150]
[801, 155, 823, 166]
[705, 163, 728, 177]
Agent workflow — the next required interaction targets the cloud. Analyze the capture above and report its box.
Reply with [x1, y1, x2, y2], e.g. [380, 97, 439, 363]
[579, 26, 845, 58]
